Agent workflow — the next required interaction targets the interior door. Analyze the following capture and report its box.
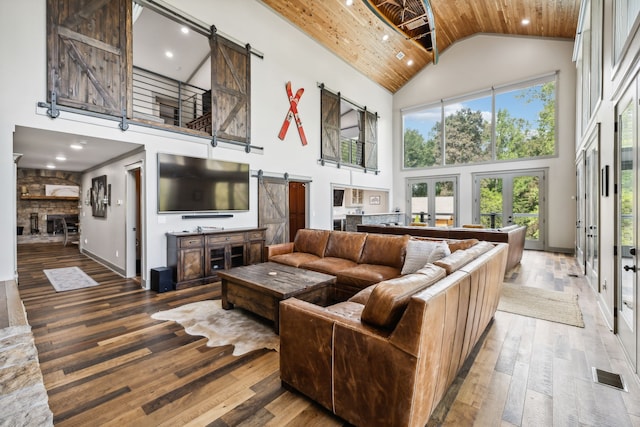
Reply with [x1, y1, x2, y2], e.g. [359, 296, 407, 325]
[288, 181, 307, 242]
[474, 170, 546, 250]
[407, 177, 457, 227]
[258, 176, 289, 246]
[617, 87, 636, 369]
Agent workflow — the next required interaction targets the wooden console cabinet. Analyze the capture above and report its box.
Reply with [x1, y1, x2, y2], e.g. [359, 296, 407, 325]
[166, 227, 266, 289]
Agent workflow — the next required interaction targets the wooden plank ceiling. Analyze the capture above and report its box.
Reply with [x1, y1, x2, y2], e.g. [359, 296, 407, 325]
[259, 0, 580, 93]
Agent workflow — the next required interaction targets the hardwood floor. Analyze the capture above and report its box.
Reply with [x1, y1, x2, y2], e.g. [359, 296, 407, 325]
[15, 244, 640, 426]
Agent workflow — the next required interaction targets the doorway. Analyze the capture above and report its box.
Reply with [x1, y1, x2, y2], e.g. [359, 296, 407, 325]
[616, 83, 637, 370]
[126, 163, 143, 281]
[473, 170, 546, 250]
[258, 176, 309, 245]
[289, 181, 307, 242]
[406, 176, 458, 227]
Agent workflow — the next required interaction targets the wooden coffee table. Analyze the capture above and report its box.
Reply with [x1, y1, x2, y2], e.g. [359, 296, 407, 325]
[218, 262, 336, 333]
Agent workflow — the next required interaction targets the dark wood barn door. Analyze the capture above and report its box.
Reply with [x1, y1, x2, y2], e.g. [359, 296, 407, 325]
[47, 0, 131, 116]
[288, 181, 307, 242]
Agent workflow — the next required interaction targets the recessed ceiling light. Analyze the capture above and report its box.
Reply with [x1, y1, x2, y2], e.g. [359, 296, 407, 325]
[396, 51, 405, 60]
[382, 34, 389, 41]
[55, 155, 67, 161]
[165, 51, 174, 58]
[345, 0, 353, 5]
[70, 143, 83, 150]
[521, 18, 530, 25]
[407, 59, 414, 66]
[46, 164, 56, 169]
[181, 26, 189, 34]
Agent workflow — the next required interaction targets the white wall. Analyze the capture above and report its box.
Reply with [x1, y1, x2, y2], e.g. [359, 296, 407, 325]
[0, 0, 393, 282]
[393, 35, 577, 251]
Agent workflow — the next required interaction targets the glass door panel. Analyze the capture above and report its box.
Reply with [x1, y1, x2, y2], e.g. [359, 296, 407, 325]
[576, 153, 586, 274]
[408, 177, 458, 227]
[479, 178, 504, 228]
[410, 182, 429, 223]
[435, 180, 455, 227]
[585, 144, 599, 288]
[512, 175, 540, 243]
[617, 93, 636, 369]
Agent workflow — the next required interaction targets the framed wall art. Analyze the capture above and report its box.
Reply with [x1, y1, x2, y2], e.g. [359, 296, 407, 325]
[91, 175, 107, 217]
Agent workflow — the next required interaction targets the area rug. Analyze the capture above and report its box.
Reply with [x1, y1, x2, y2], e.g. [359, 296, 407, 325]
[498, 283, 585, 328]
[0, 325, 54, 426]
[151, 300, 279, 356]
[43, 266, 99, 292]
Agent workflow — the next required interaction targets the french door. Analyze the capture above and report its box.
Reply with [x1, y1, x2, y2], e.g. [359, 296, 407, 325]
[584, 133, 600, 290]
[406, 176, 458, 227]
[473, 170, 546, 250]
[617, 85, 637, 369]
[576, 151, 586, 275]
[576, 126, 600, 286]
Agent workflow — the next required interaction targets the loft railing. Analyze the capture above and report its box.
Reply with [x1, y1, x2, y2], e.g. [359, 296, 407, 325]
[132, 66, 210, 133]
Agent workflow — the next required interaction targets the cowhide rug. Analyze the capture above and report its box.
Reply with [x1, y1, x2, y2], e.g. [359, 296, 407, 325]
[151, 299, 279, 356]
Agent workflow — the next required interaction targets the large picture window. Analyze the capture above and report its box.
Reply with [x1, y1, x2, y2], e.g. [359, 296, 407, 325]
[402, 74, 557, 169]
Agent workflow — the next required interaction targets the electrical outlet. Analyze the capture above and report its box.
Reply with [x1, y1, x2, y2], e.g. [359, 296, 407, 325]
[116, 250, 119, 258]
[602, 279, 607, 290]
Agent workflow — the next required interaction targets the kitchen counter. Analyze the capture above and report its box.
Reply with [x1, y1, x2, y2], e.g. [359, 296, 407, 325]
[345, 212, 404, 232]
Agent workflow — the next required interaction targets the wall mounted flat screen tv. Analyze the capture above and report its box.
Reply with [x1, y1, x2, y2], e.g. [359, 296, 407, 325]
[157, 153, 250, 213]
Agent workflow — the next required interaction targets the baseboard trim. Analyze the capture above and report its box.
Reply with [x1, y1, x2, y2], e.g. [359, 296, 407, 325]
[81, 249, 126, 277]
[545, 246, 574, 254]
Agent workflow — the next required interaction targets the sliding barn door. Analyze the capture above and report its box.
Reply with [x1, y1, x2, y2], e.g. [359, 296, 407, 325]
[47, 0, 131, 116]
[258, 176, 289, 245]
[210, 33, 251, 146]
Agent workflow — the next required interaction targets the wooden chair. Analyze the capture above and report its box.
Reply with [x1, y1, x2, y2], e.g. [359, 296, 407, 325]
[62, 218, 79, 247]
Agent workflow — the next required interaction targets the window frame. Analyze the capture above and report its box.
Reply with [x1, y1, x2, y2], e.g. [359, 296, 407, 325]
[401, 72, 558, 170]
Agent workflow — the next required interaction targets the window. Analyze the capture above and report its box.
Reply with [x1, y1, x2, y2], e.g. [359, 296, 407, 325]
[402, 74, 557, 169]
[575, 0, 602, 136]
[495, 82, 555, 159]
[614, 0, 640, 64]
[444, 93, 492, 165]
[321, 87, 378, 170]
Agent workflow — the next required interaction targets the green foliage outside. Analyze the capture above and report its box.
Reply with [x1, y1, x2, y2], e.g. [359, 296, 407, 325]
[403, 81, 555, 168]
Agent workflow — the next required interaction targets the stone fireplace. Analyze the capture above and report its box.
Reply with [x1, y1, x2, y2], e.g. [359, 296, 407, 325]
[17, 168, 82, 244]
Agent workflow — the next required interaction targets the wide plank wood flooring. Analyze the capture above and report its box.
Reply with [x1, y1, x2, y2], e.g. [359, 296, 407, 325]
[14, 243, 640, 426]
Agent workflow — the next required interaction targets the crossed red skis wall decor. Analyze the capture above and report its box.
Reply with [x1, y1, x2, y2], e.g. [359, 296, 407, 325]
[278, 81, 308, 146]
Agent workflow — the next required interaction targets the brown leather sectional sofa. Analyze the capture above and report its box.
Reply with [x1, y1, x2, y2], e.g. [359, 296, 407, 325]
[266, 229, 410, 301]
[270, 229, 509, 426]
[357, 223, 526, 272]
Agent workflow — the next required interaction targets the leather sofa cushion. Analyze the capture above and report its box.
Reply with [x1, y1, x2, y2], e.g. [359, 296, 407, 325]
[302, 257, 358, 275]
[325, 301, 365, 321]
[361, 265, 446, 329]
[433, 250, 475, 274]
[294, 229, 331, 258]
[348, 284, 376, 305]
[269, 252, 321, 268]
[401, 239, 451, 274]
[465, 241, 494, 259]
[359, 234, 409, 269]
[324, 231, 367, 262]
[337, 264, 401, 290]
[447, 238, 479, 253]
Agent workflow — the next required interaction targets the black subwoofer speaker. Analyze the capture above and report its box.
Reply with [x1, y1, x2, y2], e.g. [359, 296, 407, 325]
[151, 267, 174, 293]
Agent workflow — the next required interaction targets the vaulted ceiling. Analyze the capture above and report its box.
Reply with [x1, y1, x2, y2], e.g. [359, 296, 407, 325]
[260, 0, 581, 93]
